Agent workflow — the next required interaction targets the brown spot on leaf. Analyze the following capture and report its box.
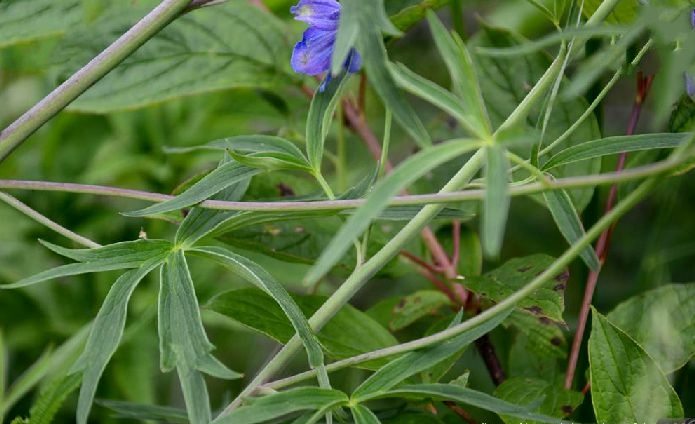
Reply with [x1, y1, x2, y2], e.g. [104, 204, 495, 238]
[517, 265, 532, 272]
[555, 269, 570, 283]
[561, 405, 573, 415]
[553, 283, 567, 292]
[525, 306, 543, 315]
[550, 337, 563, 346]
[538, 316, 552, 325]
[277, 183, 295, 197]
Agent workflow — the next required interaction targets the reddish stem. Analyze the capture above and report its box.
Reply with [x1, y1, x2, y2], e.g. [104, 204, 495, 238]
[564, 72, 654, 390]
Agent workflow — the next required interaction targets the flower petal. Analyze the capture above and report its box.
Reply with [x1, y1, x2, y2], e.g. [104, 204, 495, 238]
[291, 28, 335, 75]
[291, 0, 340, 30]
[344, 49, 362, 74]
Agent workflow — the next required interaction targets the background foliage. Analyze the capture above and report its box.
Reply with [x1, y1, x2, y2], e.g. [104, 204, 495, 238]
[1, 0, 694, 423]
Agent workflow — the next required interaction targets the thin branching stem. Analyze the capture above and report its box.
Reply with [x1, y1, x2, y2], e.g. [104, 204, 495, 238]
[0, 192, 100, 248]
[0, 158, 678, 212]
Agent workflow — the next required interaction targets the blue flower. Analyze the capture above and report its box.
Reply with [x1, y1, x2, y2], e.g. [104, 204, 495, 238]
[290, 0, 361, 77]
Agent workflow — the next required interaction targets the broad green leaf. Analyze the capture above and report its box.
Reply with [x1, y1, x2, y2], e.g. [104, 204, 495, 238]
[542, 188, 599, 271]
[482, 144, 510, 258]
[543, 133, 689, 170]
[71, 259, 164, 424]
[351, 308, 512, 400]
[426, 11, 491, 138]
[339, 0, 430, 147]
[206, 287, 397, 367]
[125, 161, 260, 217]
[0, 0, 82, 49]
[494, 377, 583, 424]
[669, 95, 695, 132]
[212, 387, 349, 424]
[388, 62, 485, 137]
[464, 254, 567, 325]
[29, 373, 82, 424]
[306, 70, 352, 172]
[473, 24, 601, 211]
[351, 404, 381, 424]
[389, 290, 451, 331]
[96, 400, 187, 423]
[581, 0, 640, 23]
[607, 283, 695, 373]
[388, 0, 449, 32]
[507, 310, 567, 361]
[190, 247, 327, 374]
[375, 384, 563, 423]
[57, 3, 293, 112]
[40, 239, 171, 263]
[590, 309, 684, 422]
[305, 139, 478, 285]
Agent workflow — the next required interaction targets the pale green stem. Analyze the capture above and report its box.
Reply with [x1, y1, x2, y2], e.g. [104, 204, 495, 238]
[0, 157, 681, 212]
[0, 0, 192, 163]
[336, 103, 347, 192]
[0, 191, 100, 248]
[378, 110, 392, 179]
[495, 44, 568, 135]
[314, 171, 336, 200]
[264, 177, 660, 391]
[218, 149, 487, 416]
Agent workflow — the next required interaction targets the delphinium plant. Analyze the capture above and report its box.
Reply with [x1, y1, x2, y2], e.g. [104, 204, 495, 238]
[0, 0, 694, 423]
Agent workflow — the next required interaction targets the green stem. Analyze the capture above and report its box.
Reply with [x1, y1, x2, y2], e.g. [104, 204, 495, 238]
[378, 110, 392, 179]
[0, 158, 680, 212]
[0, 0, 192, 164]
[0, 191, 100, 248]
[218, 149, 487, 416]
[263, 177, 659, 391]
[314, 171, 335, 200]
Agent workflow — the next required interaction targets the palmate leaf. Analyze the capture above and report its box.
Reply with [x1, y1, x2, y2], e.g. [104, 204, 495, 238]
[335, 0, 430, 148]
[472, 24, 601, 211]
[53, 2, 294, 113]
[351, 308, 512, 401]
[190, 247, 328, 380]
[589, 308, 683, 423]
[306, 68, 352, 172]
[159, 250, 242, 424]
[542, 133, 689, 170]
[374, 384, 564, 423]
[542, 188, 599, 271]
[482, 144, 510, 258]
[206, 287, 397, 368]
[71, 258, 165, 424]
[124, 161, 261, 217]
[212, 387, 349, 424]
[426, 11, 492, 139]
[1, 239, 172, 289]
[304, 139, 479, 285]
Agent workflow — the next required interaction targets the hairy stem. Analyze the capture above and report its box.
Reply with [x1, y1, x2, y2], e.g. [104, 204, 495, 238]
[0, 0, 192, 163]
